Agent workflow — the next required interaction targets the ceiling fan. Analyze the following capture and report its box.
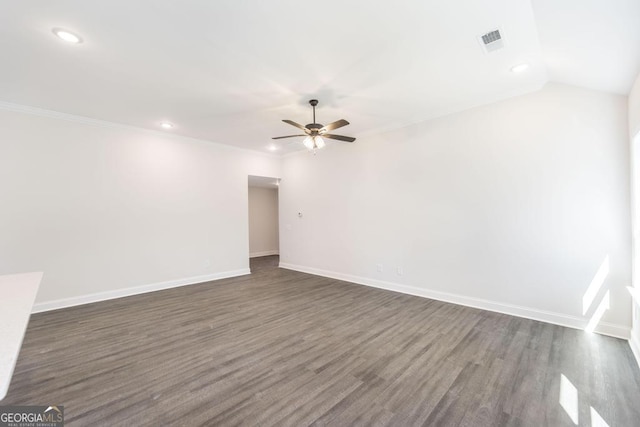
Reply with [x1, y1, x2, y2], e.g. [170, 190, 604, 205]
[273, 99, 355, 151]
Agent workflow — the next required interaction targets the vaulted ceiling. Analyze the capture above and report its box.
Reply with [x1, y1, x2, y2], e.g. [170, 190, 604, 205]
[1, 0, 638, 153]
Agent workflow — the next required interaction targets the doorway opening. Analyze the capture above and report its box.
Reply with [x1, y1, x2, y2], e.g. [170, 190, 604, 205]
[248, 175, 280, 273]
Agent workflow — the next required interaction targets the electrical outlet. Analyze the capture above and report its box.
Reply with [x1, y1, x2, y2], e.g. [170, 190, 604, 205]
[397, 267, 404, 276]
[377, 264, 384, 272]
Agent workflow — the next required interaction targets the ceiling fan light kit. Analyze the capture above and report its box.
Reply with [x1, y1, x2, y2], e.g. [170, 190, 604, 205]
[273, 99, 355, 153]
[303, 135, 325, 151]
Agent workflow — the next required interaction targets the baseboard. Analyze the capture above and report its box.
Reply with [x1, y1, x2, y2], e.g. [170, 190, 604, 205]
[279, 262, 630, 340]
[32, 268, 251, 313]
[250, 250, 279, 258]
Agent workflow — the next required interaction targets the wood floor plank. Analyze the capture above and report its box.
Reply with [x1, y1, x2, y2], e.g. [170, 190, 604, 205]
[1, 255, 639, 426]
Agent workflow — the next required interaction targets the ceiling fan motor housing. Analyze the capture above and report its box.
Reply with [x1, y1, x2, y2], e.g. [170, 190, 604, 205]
[306, 123, 323, 134]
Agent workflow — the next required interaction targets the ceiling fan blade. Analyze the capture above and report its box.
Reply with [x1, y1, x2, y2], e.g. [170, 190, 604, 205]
[320, 119, 350, 133]
[282, 119, 308, 131]
[272, 134, 306, 140]
[324, 134, 356, 143]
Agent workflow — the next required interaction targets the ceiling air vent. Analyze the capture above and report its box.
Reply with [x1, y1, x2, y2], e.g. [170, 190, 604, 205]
[479, 29, 504, 53]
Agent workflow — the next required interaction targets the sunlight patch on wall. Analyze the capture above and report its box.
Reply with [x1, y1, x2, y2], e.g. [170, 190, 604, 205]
[581, 255, 612, 334]
[586, 290, 610, 333]
[583, 256, 609, 315]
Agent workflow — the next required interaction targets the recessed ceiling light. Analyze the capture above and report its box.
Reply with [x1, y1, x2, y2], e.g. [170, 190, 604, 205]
[511, 63, 529, 73]
[268, 144, 278, 151]
[52, 28, 82, 44]
[160, 122, 174, 129]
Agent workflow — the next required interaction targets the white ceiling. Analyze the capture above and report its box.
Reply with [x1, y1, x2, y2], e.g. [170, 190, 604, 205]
[532, 0, 640, 95]
[0, 0, 638, 154]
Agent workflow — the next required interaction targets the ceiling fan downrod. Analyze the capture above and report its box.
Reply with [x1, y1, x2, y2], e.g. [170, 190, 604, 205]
[309, 99, 318, 124]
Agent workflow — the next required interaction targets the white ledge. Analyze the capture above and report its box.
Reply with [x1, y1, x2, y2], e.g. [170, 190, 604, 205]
[0, 272, 43, 401]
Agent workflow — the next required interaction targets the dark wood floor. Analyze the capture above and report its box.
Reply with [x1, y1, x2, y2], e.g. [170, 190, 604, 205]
[2, 256, 640, 426]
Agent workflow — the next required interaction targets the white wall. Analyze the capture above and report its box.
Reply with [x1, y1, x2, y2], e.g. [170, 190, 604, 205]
[630, 74, 640, 139]
[248, 186, 279, 257]
[629, 72, 640, 363]
[0, 107, 281, 310]
[280, 83, 632, 338]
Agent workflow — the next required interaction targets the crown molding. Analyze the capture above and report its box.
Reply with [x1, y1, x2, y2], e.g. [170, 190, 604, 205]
[0, 100, 280, 159]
